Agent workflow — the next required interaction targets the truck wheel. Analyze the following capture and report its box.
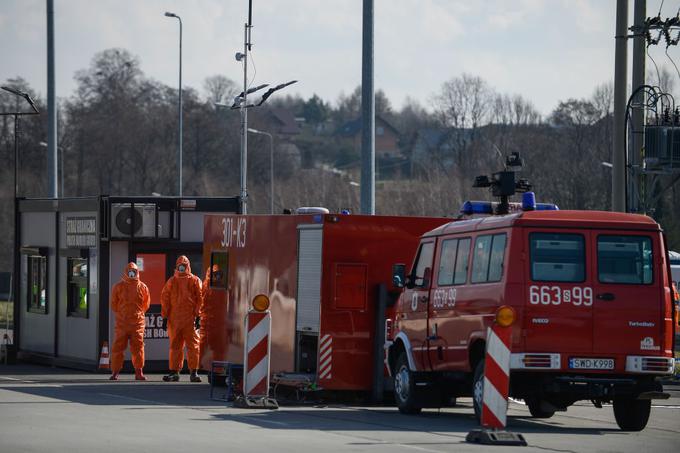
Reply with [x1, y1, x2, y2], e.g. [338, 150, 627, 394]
[613, 397, 651, 431]
[472, 361, 484, 423]
[526, 397, 556, 419]
[393, 352, 421, 415]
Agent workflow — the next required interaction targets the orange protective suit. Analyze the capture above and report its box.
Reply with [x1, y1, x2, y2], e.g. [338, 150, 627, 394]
[110, 262, 151, 374]
[199, 265, 228, 368]
[161, 256, 203, 372]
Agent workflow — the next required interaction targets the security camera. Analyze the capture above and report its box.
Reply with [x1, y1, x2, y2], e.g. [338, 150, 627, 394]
[235, 52, 245, 61]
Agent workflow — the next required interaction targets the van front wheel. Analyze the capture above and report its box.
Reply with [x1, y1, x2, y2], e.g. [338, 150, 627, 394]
[393, 352, 421, 415]
[525, 397, 556, 419]
[472, 360, 484, 423]
[613, 397, 650, 431]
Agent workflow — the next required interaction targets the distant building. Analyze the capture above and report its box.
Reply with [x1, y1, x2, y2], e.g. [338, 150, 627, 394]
[335, 115, 402, 159]
[250, 107, 302, 172]
[252, 107, 302, 136]
[335, 115, 405, 179]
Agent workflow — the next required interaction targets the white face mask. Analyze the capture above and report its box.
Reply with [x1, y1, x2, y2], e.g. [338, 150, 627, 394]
[128, 270, 137, 278]
[177, 264, 186, 272]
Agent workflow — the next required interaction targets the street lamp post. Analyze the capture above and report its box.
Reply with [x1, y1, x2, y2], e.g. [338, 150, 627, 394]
[1, 86, 40, 356]
[165, 11, 183, 197]
[39, 141, 63, 196]
[1, 86, 40, 199]
[247, 128, 274, 214]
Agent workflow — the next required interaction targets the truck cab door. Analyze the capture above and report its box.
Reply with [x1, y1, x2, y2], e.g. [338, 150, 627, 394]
[397, 241, 435, 371]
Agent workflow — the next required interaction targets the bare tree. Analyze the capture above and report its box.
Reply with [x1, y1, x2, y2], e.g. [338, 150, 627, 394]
[203, 75, 238, 105]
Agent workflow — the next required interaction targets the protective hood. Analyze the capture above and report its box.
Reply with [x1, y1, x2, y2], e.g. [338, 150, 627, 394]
[123, 262, 139, 282]
[174, 255, 191, 277]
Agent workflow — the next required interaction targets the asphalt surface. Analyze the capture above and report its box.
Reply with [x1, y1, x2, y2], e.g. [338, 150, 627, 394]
[0, 364, 678, 453]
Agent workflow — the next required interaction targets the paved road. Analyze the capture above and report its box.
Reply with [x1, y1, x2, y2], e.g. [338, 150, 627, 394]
[0, 364, 678, 453]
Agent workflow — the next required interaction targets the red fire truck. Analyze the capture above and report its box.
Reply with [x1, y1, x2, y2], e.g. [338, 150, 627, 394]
[200, 211, 449, 393]
[385, 156, 675, 431]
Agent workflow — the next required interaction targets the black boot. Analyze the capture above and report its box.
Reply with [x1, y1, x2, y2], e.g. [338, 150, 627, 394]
[190, 370, 202, 383]
[163, 371, 180, 382]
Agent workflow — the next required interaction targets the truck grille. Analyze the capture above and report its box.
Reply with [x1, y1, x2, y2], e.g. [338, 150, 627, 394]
[625, 356, 675, 374]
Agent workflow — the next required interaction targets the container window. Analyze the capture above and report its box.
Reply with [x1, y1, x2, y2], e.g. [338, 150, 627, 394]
[67, 257, 88, 318]
[412, 242, 434, 287]
[597, 235, 653, 284]
[209, 252, 228, 289]
[530, 233, 585, 282]
[27, 255, 48, 314]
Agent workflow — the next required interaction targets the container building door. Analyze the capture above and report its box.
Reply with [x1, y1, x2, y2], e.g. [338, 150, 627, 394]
[295, 225, 323, 372]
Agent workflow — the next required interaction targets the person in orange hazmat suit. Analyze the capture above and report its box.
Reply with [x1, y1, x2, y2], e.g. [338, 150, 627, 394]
[199, 264, 228, 369]
[161, 255, 203, 382]
[110, 262, 151, 381]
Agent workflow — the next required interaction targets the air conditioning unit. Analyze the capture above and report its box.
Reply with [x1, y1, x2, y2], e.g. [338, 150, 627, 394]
[111, 203, 157, 238]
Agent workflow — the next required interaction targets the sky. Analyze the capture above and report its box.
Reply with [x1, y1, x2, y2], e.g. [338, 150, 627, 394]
[0, 0, 678, 116]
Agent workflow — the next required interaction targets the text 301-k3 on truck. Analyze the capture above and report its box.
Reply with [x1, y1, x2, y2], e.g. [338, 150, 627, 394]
[384, 154, 676, 432]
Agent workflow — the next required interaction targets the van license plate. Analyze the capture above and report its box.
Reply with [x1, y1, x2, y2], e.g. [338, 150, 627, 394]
[569, 358, 614, 370]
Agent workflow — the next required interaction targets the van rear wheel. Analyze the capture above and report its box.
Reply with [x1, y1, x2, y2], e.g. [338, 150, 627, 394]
[613, 397, 651, 431]
[393, 352, 421, 415]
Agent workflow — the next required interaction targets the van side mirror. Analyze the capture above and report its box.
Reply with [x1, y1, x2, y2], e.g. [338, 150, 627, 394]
[392, 264, 406, 288]
[422, 267, 432, 288]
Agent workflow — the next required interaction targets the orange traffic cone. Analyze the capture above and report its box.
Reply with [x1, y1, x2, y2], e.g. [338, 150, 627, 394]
[99, 341, 110, 370]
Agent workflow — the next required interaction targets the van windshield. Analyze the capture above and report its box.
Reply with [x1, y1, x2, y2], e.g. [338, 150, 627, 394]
[597, 235, 653, 284]
[530, 233, 585, 282]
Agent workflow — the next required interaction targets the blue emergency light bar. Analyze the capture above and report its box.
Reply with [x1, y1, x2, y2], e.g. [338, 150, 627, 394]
[460, 197, 558, 216]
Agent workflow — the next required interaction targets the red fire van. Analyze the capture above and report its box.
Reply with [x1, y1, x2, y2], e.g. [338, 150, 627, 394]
[386, 208, 675, 431]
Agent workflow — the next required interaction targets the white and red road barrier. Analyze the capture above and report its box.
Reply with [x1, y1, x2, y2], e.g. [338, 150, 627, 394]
[243, 310, 272, 397]
[318, 334, 332, 380]
[481, 323, 511, 429]
[467, 306, 527, 446]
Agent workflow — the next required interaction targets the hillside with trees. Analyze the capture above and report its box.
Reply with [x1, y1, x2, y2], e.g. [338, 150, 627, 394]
[1, 48, 679, 270]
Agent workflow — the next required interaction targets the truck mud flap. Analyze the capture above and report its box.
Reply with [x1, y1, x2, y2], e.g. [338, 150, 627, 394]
[637, 391, 670, 400]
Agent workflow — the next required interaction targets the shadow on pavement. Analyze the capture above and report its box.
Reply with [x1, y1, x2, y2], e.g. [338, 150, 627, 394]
[209, 408, 621, 436]
[0, 383, 229, 407]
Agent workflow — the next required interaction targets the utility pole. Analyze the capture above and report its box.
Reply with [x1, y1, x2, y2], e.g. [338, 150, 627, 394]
[239, 0, 253, 214]
[612, 0, 629, 212]
[629, 0, 646, 213]
[47, 0, 57, 198]
[360, 0, 375, 215]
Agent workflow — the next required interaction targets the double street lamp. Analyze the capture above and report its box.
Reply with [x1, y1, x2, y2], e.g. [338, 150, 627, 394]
[164, 11, 183, 197]
[247, 128, 274, 214]
[1, 86, 40, 348]
[1, 86, 40, 200]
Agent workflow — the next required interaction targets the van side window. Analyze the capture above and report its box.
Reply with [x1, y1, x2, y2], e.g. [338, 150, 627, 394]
[437, 239, 458, 286]
[530, 233, 585, 282]
[454, 238, 471, 284]
[488, 235, 506, 282]
[412, 242, 435, 287]
[437, 238, 470, 286]
[471, 234, 506, 284]
[597, 235, 653, 284]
